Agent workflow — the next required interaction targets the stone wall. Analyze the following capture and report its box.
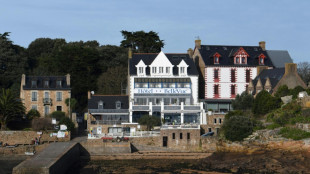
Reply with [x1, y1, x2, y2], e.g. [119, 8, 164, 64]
[0, 131, 70, 145]
[0, 143, 49, 155]
[80, 140, 131, 155]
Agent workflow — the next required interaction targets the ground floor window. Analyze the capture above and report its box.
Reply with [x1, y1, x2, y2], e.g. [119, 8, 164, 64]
[184, 113, 200, 124]
[44, 106, 49, 116]
[56, 106, 62, 111]
[164, 113, 181, 125]
[132, 111, 148, 123]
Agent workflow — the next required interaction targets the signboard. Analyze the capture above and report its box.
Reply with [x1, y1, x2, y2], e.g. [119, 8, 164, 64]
[52, 118, 56, 124]
[134, 88, 191, 94]
[60, 125, 67, 131]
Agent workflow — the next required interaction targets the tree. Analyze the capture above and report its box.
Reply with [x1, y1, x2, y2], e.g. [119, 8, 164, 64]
[59, 117, 75, 132]
[0, 32, 27, 94]
[97, 66, 128, 95]
[298, 62, 310, 85]
[26, 109, 40, 120]
[253, 90, 280, 116]
[0, 89, 25, 130]
[290, 86, 305, 99]
[138, 115, 161, 131]
[120, 30, 164, 53]
[274, 85, 290, 98]
[231, 92, 254, 111]
[65, 98, 77, 113]
[221, 115, 253, 141]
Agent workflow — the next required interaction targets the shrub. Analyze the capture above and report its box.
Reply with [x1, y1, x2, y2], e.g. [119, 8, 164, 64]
[273, 112, 292, 126]
[253, 90, 280, 116]
[32, 118, 53, 131]
[138, 115, 161, 131]
[290, 115, 310, 124]
[221, 115, 253, 142]
[274, 85, 290, 98]
[50, 111, 66, 121]
[279, 127, 310, 140]
[59, 117, 75, 132]
[252, 119, 265, 131]
[231, 92, 254, 111]
[290, 86, 305, 99]
[225, 110, 245, 120]
[26, 109, 40, 120]
[282, 101, 301, 114]
[266, 123, 281, 130]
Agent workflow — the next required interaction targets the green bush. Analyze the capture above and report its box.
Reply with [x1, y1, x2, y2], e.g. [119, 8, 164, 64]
[138, 115, 161, 131]
[252, 119, 265, 131]
[274, 85, 290, 98]
[282, 101, 301, 114]
[290, 115, 310, 124]
[26, 109, 40, 120]
[221, 115, 253, 142]
[231, 92, 254, 111]
[290, 86, 305, 99]
[59, 117, 75, 132]
[253, 90, 280, 116]
[32, 118, 53, 131]
[225, 110, 245, 120]
[279, 127, 310, 140]
[273, 112, 292, 126]
[266, 123, 281, 130]
[301, 109, 310, 117]
[50, 111, 66, 121]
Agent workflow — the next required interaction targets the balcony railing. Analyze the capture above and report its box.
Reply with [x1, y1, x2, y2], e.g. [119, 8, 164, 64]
[164, 105, 181, 110]
[184, 106, 201, 110]
[161, 124, 200, 129]
[43, 98, 52, 105]
[91, 120, 129, 125]
[89, 109, 128, 113]
[132, 105, 149, 111]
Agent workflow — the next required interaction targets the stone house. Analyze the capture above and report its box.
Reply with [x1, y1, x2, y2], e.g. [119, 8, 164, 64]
[248, 63, 307, 95]
[20, 74, 71, 117]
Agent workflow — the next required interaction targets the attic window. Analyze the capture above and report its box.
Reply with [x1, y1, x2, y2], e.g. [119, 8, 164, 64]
[234, 47, 249, 64]
[98, 101, 104, 109]
[56, 80, 62, 88]
[44, 80, 49, 88]
[213, 52, 221, 64]
[258, 53, 266, 65]
[116, 101, 121, 109]
[31, 80, 37, 88]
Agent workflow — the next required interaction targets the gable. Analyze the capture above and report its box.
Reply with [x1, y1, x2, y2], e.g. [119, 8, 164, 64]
[149, 51, 173, 67]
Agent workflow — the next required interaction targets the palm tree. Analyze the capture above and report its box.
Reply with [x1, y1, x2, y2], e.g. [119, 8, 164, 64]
[0, 89, 25, 130]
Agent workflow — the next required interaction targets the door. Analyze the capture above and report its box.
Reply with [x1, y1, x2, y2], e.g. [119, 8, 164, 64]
[163, 136, 168, 147]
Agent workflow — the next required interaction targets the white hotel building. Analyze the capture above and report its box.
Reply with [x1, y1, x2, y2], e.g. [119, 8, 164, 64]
[128, 51, 205, 125]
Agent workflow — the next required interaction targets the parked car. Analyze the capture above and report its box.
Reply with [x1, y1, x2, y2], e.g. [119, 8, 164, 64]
[201, 132, 214, 137]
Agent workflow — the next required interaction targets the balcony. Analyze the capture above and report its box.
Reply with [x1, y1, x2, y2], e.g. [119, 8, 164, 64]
[164, 105, 181, 110]
[91, 120, 129, 125]
[89, 109, 128, 114]
[184, 106, 201, 110]
[43, 98, 52, 105]
[161, 124, 200, 129]
[132, 105, 149, 111]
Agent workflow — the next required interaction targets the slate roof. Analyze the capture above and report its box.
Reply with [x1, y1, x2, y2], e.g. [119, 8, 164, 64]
[129, 53, 198, 76]
[266, 50, 293, 68]
[23, 76, 70, 90]
[88, 95, 129, 109]
[251, 68, 285, 93]
[198, 45, 274, 67]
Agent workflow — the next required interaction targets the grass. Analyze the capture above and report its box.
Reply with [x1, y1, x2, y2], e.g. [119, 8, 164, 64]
[279, 127, 310, 140]
[266, 123, 281, 130]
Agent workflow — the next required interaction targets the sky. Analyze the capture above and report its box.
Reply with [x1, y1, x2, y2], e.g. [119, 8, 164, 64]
[1, 0, 310, 62]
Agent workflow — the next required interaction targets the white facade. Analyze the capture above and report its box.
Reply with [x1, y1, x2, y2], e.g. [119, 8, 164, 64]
[205, 67, 257, 99]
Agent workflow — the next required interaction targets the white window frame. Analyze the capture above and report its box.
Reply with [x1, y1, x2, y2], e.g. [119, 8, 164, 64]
[31, 91, 38, 101]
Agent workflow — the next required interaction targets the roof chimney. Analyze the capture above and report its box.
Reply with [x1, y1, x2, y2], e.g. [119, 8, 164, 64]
[285, 63, 297, 75]
[187, 48, 193, 58]
[66, 74, 70, 87]
[259, 41, 266, 51]
[21, 74, 26, 86]
[195, 39, 201, 49]
[128, 48, 132, 59]
[88, 91, 91, 99]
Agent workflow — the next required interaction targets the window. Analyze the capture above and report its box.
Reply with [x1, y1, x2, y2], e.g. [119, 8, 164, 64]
[44, 105, 49, 116]
[32, 105, 37, 110]
[56, 92, 62, 101]
[44, 80, 49, 88]
[208, 128, 212, 132]
[258, 53, 266, 65]
[236, 57, 240, 64]
[214, 56, 219, 64]
[214, 85, 219, 95]
[98, 101, 103, 109]
[152, 67, 157, 73]
[116, 101, 121, 109]
[44, 92, 49, 99]
[56, 80, 62, 88]
[214, 118, 217, 124]
[159, 67, 164, 73]
[180, 133, 183, 139]
[56, 106, 62, 111]
[231, 85, 236, 95]
[231, 69, 236, 82]
[259, 57, 264, 65]
[31, 80, 37, 88]
[31, 92, 37, 101]
[214, 69, 219, 80]
[172, 133, 175, 139]
[166, 67, 170, 74]
[180, 67, 185, 74]
[219, 118, 222, 124]
[246, 69, 251, 83]
[138, 67, 144, 74]
[187, 133, 190, 140]
[242, 57, 246, 64]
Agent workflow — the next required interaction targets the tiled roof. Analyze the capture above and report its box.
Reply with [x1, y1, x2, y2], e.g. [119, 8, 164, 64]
[251, 68, 285, 93]
[23, 76, 70, 90]
[129, 53, 198, 76]
[198, 45, 274, 67]
[88, 95, 129, 109]
[266, 50, 293, 68]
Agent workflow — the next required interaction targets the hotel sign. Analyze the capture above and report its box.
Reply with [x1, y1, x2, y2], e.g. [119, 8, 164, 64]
[134, 88, 191, 94]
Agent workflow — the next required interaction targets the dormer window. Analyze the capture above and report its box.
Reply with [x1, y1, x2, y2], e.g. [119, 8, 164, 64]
[213, 52, 221, 64]
[180, 67, 185, 74]
[166, 67, 170, 74]
[159, 67, 164, 73]
[31, 80, 37, 88]
[258, 53, 266, 65]
[152, 67, 157, 74]
[177, 59, 189, 76]
[44, 80, 49, 88]
[98, 101, 104, 109]
[234, 47, 249, 64]
[116, 101, 121, 109]
[56, 80, 62, 88]
[136, 60, 146, 76]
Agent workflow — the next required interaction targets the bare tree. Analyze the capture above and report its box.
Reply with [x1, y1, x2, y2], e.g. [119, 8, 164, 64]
[297, 62, 310, 86]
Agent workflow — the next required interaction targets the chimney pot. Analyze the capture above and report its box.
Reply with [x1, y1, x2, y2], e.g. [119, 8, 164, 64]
[285, 63, 297, 75]
[66, 74, 70, 86]
[195, 39, 201, 49]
